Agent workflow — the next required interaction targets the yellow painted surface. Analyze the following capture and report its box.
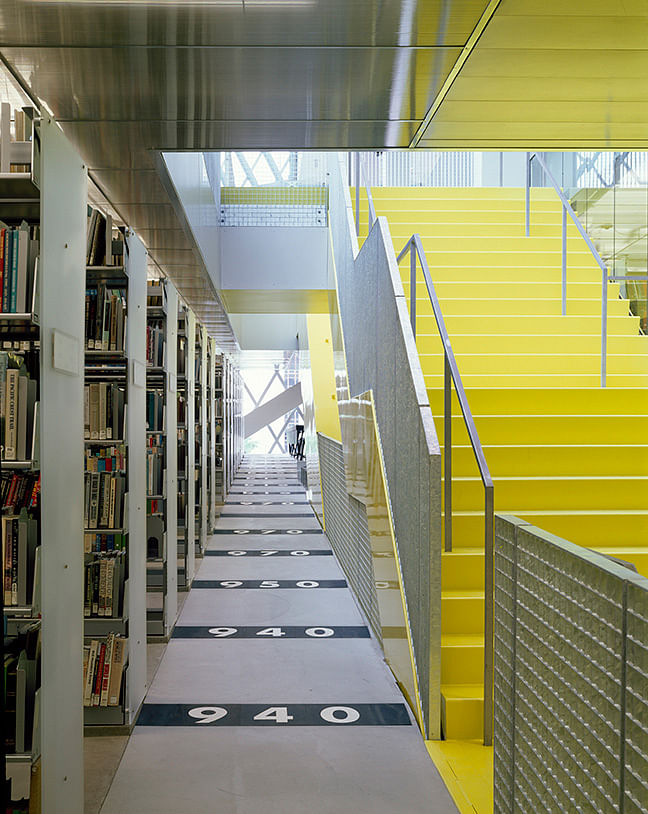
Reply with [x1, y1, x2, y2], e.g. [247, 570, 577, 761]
[426, 741, 493, 814]
[221, 289, 332, 314]
[306, 313, 341, 442]
[360, 187, 648, 746]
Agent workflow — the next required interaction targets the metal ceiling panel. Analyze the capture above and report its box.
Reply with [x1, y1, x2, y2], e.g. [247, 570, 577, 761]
[2, 46, 460, 123]
[91, 169, 170, 205]
[137, 228, 191, 251]
[0, 1, 487, 47]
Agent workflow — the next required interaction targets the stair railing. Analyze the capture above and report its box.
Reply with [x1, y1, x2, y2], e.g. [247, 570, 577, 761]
[525, 152, 648, 387]
[353, 154, 495, 746]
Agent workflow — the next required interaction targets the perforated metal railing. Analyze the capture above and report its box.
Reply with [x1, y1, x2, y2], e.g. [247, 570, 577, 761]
[317, 433, 381, 641]
[494, 515, 648, 813]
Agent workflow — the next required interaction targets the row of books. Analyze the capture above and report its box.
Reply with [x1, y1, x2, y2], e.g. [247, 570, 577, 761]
[82, 634, 127, 708]
[83, 472, 125, 530]
[85, 443, 127, 473]
[2, 511, 38, 607]
[177, 394, 187, 425]
[146, 280, 164, 308]
[86, 208, 123, 268]
[84, 383, 126, 441]
[146, 390, 164, 432]
[0, 223, 39, 314]
[1, 472, 40, 513]
[83, 552, 125, 618]
[1, 363, 38, 461]
[146, 321, 165, 368]
[84, 532, 126, 554]
[85, 285, 127, 352]
[146, 442, 164, 497]
[4, 623, 40, 755]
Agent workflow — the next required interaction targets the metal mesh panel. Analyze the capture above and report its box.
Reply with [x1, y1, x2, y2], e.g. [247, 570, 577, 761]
[494, 516, 648, 814]
[625, 582, 648, 813]
[317, 433, 380, 640]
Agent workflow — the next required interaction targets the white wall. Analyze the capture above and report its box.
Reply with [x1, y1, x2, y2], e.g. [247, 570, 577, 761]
[162, 152, 221, 289]
[229, 313, 300, 350]
[220, 227, 328, 290]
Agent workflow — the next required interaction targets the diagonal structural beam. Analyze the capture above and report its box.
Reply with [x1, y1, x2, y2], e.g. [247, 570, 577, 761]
[244, 382, 303, 439]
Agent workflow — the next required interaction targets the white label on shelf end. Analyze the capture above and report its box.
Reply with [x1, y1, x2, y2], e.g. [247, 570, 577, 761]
[51, 329, 80, 376]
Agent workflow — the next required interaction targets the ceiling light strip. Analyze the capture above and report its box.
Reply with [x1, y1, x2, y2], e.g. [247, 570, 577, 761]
[409, 0, 501, 149]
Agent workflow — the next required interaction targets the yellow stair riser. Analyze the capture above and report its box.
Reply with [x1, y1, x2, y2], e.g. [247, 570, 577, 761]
[427, 387, 648, 415]
[409, 298, 630, 317]
[449, 512, 648, 550]
[355, 186, 558, 200]
[417, 334, 647, 355]
[441, 642, 484, 685]
[419, 354, 648, 375]
[442, 547, 648, 588]
[442, 595, 484, 634]
[441, 695, 483, 741]
[401, 268, 606, 284]
[433, 415, 648, 446]
[434, 314, 641, 335]
[447, 477, 648, 512]
[395, 248, 602, 268]
[424, 373, 647, 388]
[402, 281, 617, 299]
[392, 236, 596, 253]
[442, 551, 484, 591]
[446, 445, 648, 478]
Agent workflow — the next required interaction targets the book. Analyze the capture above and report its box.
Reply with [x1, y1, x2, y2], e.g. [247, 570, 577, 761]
[4, 367, 19, 459]
[100, 634, 114, 707]
[83, 641, 98, 706]
[107, 637, 126, 707]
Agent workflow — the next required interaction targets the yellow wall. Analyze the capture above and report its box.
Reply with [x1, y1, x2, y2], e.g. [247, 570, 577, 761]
[306, 313, 342, 442]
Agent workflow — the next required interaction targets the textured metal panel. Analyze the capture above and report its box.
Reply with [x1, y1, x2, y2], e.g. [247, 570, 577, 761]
[327, 152, 441, 738]
[625, 581, 648, 813]
[317, 434, 380, 640]
[494, 515, 648, 814]
[0, 2, 484, 47]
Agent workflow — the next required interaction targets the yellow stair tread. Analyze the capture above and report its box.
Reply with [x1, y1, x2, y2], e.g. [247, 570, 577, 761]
[441, 634, 484, 648]
[442, 684, 484, 700]
[442, 590, 484, 599]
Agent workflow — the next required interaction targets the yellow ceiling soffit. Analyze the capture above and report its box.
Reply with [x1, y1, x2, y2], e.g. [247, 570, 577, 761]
[221, 289, 333, 315]
[409, 0, 502, 148]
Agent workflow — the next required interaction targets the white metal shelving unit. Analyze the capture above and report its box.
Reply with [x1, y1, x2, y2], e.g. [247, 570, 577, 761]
[2, 113, 86, 814]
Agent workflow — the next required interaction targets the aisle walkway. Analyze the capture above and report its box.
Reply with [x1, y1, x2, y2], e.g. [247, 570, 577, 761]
[101, 455, 457, 814]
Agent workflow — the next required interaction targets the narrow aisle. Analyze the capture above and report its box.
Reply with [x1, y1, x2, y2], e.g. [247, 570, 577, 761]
[101, 455, 457, 814]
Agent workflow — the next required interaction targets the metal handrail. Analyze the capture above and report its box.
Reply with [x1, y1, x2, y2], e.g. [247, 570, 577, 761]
[397, 234, 495, 747]
[354, 153, 377, 236]
[352, 153, 495, 746]
[526, 152, 648, 387]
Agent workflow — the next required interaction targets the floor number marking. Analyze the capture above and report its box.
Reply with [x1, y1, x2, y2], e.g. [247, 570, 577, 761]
[188, 707, 228, 724]
[253, 707, 294, 724]
[172, 626, 370, 639]
[193, 579, 346, 589]
[137, 703, 411, 727]
[207, 627, 237, 637]
[206, 549, 332, 558]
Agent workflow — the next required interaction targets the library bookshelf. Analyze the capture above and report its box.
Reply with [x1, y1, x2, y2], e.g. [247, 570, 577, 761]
[83, 224, 147, 733]
[145, 277, 178, 639]
[2, 110, 85, 813]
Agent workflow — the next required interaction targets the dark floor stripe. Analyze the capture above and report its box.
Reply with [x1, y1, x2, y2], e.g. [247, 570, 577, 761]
[219, 512, 314, 518]
[193, 579, 347, 589]
[205, 549, 332, 557]
[137, 703, 411, 727]
[212, 529, 323, 535]
[172, 625, 369, 639]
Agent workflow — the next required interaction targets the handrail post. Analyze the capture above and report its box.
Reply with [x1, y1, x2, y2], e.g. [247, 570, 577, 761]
[562, 204, 567, 316]
[601, 268, 608, 387]
[355, 152, 360, 237]
[444, 356, 452, 553]
[410, 243, 417, 339]
[525, 152, 530, 237]
[483, 485, 494, 747]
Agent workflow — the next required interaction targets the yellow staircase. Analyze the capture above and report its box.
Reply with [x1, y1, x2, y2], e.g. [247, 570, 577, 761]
[358, 187, 648, 741]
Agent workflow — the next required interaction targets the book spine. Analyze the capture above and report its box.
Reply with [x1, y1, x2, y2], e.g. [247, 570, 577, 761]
[105, 558, 114, 618]
[83, 641, 98, 706]
[0, 226, 5, 312]
[98, 558, 106, 617]
[93, 642, 106, 706]
[10, 518, 18, 605]
[10, 228, 18, 312]
[107, 637, 125, 706]
[3, 230, 12, 312]
[5, 368, 19, 460]
[100, 634, 113, 706]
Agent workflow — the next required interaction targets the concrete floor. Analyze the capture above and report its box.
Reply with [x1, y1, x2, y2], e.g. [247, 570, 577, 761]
[90, 455, 457, 814]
